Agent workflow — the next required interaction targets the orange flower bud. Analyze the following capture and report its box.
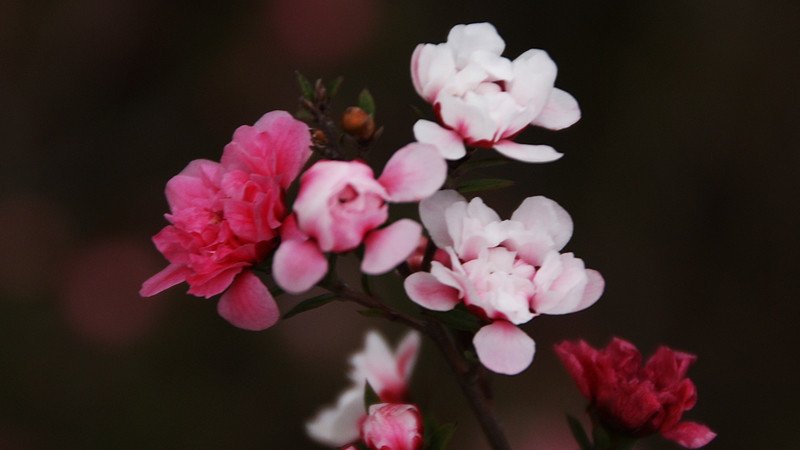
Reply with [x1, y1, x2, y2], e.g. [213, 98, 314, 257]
[341, 106, 375, 140]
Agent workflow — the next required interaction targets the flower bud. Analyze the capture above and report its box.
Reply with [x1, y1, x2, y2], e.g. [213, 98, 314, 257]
[362, 403, 423, 450]
[341, 106, 375, 140]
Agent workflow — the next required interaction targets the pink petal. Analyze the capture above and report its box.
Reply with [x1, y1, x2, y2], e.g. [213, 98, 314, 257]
[662, 421, 716, 448]
[532, 88, 581, 130]
[510, 196, 573, 251]
[216, 271, 279, 331]
[412, 120, 467, 160]
[361, 219, 422, 275]
[403, 272, 460, 311]
[418, 190, 465, 249]
[139, 263, 192, 297]
[506, 49, 557, 114]
[378, 142, 447, 202]
[576, 269, 604, 312]
[493, 140, 563, 163]
[473, 321, 535, 375]
[272, 239, 328, 293]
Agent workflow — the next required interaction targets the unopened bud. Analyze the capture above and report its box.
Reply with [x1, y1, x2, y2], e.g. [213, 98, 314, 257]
[311, 129, 327, 146]
[341, 106, 375, 141]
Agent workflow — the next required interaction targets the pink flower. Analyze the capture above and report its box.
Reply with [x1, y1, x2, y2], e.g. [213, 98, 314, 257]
[554, 338, 716, 449]
[361, 403, 424, 450]
[306, 331, 421, 447]
[411, 22, 580, 162]
[404, 190, 603, 375]
[140, 111, 312, 331]
[273, 143, 446, 293]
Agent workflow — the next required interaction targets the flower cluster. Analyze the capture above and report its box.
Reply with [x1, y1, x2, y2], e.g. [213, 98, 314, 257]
[554, 338, 716, 448]
[140, 20, 715, 450]
[405, 190, 603, 375]
[411, 22, 580, 162]
[307, 331, 422, 448]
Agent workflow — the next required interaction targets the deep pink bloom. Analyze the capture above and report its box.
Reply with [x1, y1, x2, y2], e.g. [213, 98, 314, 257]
[361, 403, 424, 450]
[273, 143, 446, 294]
[411, 23, 580, 163]
[404, 190, 603, 375]
[140, 111, 312, 330]
[554, 338, 716, 448]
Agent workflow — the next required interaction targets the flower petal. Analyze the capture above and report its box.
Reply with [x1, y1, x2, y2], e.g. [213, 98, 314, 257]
[493, 140, 563, 163]
[412, 120, 467, 160]
[473, 321, 535, 375]
[662, 421, 716, 449]
[139, 263, 192, 296]
[532, 88, 581, 130]
[272, 239, 328, 294]
[404, 272, 460, 311]
[509, 195, 573, 251]
[216, 270, 279, 331]
[418, 190, 465, 249]
[361, 219, 422, 275]
[306, 385, 365, 447]
[378, 142, 447, 202]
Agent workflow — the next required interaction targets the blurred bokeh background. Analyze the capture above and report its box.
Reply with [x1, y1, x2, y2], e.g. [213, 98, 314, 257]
[1, 0, 798, 448]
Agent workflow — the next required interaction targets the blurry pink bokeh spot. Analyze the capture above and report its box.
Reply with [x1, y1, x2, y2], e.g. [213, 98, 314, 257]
[268, 0, 381, 66]
[61, 238, 168, 347]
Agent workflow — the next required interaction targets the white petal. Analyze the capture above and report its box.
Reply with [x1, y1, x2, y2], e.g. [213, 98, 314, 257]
[419, 190, 465, 249]
[413, 120, 466, 160]
[306, 385, 365, 446]
[473, 321, 535, 375]
[531, 87, 581, 130]
[378, 142, 447, 201]
[493, 140, 563, 163]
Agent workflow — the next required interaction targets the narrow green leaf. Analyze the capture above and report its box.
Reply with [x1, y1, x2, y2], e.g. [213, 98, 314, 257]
[358, 88, 375, 116]
[566, 415, 592, 450]
[281, 293, 337, 319]
[363, 381, 380, 410]
[456, 178, 514, 194]
[296, 71, 314, 100]
[592, 420, 611, 450]
[425, 307, 483, 332]
[326, 76, 344, 99]
[458, 157, 510, 172]
[408, 104, 426, 120]
[427, 423, 457, 450]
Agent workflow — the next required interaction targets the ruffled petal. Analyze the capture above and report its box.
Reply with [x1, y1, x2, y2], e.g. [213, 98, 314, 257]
[493, 140, 563, 163]
[216, 271, 279, 331]
[361, 219, 423, 275]
[139, 263, 192, 296]
[412, 120, 467, 160]
[378, 142, 447, 202]
[532, 88, 581, 130]
[404, 272, 460, 311]
[272, 239, 328, 294]
[662, 421, 716, 448]
[473, 321, 535, 375]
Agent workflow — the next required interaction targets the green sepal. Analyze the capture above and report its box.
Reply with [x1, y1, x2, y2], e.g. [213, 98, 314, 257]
[326, 76, 344, 99]
[296, 71, 314, 100]
[456, 178, 514, 194]
[458, 157, 510, 172]
[592, 419, 611, 450]
[358, 88, 376, 116]
[424, 306, 483, 332]
[363, 381, 381, 411]
[566, 414, 592, 450]
[427, 423, 456, 450]
[281, 293, 337, 319]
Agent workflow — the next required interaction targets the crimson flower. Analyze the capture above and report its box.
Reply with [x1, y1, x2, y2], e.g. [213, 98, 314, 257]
[554, 338, 715, 448]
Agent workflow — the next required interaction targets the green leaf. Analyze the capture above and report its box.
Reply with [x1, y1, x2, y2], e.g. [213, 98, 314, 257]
[408, 104, 426, 120]
[358, 88, 375, 116]
[424, 307, 483, 332]
[326, 76, 344, 99]
[592, 420, 611, 450]
[363, 381, 380, 410]
[427, 423, 456, 450]
[456, 178, 514, 194]
[458, 157, 510, 172]
[281, 293, 337, 319]
[566, 415, 592, 450]
[296, 71, 314, 100]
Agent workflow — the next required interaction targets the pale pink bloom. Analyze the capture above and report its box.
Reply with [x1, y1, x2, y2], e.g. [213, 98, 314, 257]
[404, 191, 603, 375]
[140, 111, 312, 331]
[273, 143, 446, 294]
[411, 22, 580, 162]
[362, 403, 424, 450]
[306, 331, 421, 447]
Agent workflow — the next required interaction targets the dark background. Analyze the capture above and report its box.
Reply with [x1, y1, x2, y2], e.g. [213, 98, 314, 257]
[1, 0, 798, 448]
